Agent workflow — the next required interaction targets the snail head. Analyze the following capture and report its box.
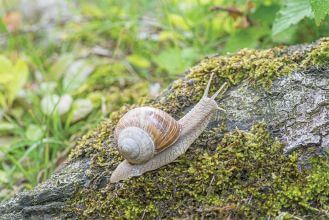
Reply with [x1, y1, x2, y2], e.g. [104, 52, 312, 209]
[202, 72, 228, 112]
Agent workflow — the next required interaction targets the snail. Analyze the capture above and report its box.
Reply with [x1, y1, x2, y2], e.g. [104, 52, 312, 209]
[110, 73, 227, 183]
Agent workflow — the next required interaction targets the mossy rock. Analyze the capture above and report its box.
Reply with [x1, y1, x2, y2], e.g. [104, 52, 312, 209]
[0, 38, 328, 219]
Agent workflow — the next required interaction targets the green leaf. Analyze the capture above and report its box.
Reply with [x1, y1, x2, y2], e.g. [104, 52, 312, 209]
[168, 14, 189, 30]
[153, 47, 198, 74]
[153, 48, 184, 74]
[41, 94, 73, 116]
[25, 124, 44, 141]
[39, 81, 57, 94]
[0, 170, 8, 183]
[127, 54, 151, 69]
[81, 3, 105, 18]
[0, 94, 5, 107]
[310, 0, 329, 25]
[0, 122, 15, 132]
[0, 136, 18, 149]
[0, 56, 29, 107]
[50, 53, 75, 80]
[251, 4, 280, 25]
[272, 0, 314, 35]
[272, 24, 298, 44]
[0, 19, 7, 33]
[8, 59, 29, 105]
[224, 27, 269, 53]
[71, 99, 93, 122]
[62, 60, 94, 94]
[41, 94, 60, 116]
[57, 94, 73, 115]
[0, 56, 13, 84]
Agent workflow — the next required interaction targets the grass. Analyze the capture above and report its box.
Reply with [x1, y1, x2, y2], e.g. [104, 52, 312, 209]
[0, 0, 328, 201]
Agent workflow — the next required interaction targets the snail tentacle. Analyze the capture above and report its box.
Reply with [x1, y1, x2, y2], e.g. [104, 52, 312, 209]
[203, 72, 214, 98]
[211, 82, 228, 100]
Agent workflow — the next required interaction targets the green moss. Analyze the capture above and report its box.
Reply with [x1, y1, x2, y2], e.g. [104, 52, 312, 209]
[68, 123, 329, 219]
[303, 38, 329, 66]
[67, 38, 329, 218]
[70, 38, 329, 160]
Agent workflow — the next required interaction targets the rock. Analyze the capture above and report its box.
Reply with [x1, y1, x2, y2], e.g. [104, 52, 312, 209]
[0, 38, 328, 219]
[219, 67, 328, 153]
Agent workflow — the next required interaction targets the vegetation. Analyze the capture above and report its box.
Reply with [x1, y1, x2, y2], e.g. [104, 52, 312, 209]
[0, 0, 328, 212]
[67, 38, 328, 219]
[70, 123, 329, 219]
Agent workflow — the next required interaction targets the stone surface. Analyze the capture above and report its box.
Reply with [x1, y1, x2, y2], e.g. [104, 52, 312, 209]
[218, 66, 329, 153]
[0, 159, 89, 219]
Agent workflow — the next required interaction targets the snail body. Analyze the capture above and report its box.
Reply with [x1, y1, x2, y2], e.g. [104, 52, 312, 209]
[111, 73, 227, 183]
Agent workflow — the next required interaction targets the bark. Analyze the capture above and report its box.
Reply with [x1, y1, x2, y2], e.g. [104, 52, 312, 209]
[0, 41, 328, 219]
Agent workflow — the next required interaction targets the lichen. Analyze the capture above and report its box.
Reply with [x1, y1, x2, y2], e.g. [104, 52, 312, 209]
[67, 38, 329, 218]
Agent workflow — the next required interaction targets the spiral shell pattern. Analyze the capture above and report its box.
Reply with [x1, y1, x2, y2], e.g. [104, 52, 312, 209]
[115, 107, 181, 164]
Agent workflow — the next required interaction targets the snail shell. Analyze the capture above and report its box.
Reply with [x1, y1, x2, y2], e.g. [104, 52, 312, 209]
[114, 107, 181, 164]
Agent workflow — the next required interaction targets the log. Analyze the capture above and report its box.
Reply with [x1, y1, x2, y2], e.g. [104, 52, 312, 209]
[0, 38, 328, 219]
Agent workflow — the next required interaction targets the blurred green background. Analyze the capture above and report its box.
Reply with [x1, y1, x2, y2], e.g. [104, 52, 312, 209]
[0, 0, 328, 201]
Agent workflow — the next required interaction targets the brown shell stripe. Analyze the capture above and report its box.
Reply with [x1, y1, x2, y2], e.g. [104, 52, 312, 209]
[115, 107, 181, 152]
[152, 110, 180, 151]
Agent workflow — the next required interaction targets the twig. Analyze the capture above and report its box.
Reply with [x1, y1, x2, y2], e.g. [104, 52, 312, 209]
[210, 6, 244, 16]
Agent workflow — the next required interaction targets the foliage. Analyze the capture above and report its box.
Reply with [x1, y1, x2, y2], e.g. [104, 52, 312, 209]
[310, 0, 329, 25]
[272, 0, 314, 35]
[0, 56, 28, 109]
[272, 0, 329, 35]
[0, 0, 328, 201]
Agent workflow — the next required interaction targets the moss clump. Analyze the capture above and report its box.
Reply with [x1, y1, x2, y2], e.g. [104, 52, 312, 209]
[149, 38, 329, 116]
[67, 38, 329, 218]
[68, 123, 329, 219]
[303, 38, 329, 66]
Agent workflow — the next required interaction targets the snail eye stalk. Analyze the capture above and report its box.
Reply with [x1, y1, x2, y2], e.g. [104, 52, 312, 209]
[202, 72, 228, 100]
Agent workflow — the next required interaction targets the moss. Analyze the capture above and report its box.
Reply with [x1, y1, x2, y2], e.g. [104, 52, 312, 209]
[68, 123, 329, 219]
[67, 38, 329, 218]
[303, 38, 329, 66]
[69, 38, 329, 160]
